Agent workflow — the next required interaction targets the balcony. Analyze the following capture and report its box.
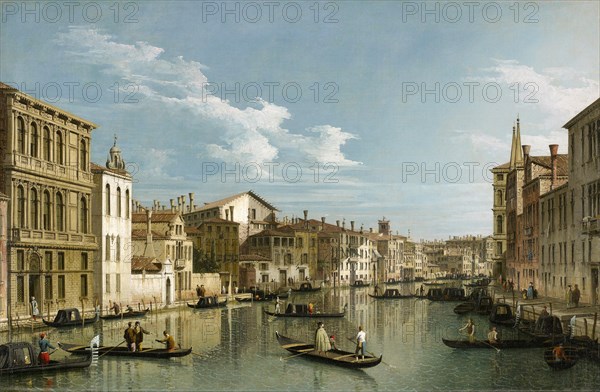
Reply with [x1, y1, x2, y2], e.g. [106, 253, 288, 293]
[175, 259, 187, 270]
[11, 228, 96, 245]
[582, 217, 600, 236]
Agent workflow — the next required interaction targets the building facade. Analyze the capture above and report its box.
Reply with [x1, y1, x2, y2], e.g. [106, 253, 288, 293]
[491, 162, 509, 279]
[91, 138, 132, 310]
[0, 82, 97, 321]
[0, 192, 8, 325]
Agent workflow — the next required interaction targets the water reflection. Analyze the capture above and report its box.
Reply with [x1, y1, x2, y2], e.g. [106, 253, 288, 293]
[1, 283, 599, 391]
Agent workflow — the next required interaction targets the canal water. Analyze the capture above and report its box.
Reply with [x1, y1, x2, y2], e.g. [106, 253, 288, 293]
[1, 283, 599, 391]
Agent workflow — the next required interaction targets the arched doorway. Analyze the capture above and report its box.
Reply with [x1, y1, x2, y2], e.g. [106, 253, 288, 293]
[28, 251, 43, 316]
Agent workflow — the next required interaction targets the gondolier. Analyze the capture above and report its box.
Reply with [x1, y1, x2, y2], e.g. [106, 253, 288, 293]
[38, 333, 56, 365]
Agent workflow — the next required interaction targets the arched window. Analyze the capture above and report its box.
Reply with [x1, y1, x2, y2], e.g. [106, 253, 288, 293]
[80, 196, 88, 234]
[125, 189, 130, 219]
[80, 139, 87, 171]
[43, 190, 51, 230]
[496, 215, 503, 234]
[116, 187, 122, 217]
[43, 126, 51, 161]
[56, 131, 64, 165]
[17, 186, 25, 228]
[30, 122, 39, 157]
[105, 184, 111, 215]
[116, 235, 121, 261]
[17, 117, 26, 154]
[105, 234, 111, 261]
[496, 190, 503, 206]
[56, 192, 64, 231]
[30, 188, 39, 229]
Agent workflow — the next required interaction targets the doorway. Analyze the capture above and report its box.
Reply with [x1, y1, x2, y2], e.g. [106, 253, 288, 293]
[166, 278, 172, 304]
[592, 268, 598, 305]
[28, 275, 41, 314]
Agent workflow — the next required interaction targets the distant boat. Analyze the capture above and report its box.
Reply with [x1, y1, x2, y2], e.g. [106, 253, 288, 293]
[187, 297, 227, 309]
[42, 308, 98, 328]
[60, 342, 192, 359]
[264, 303, 345, 318]
[100, 309, 149, 320]
[442, 338, 552, 349]
[351, 280, 370, 288]
[543, 347, 579, 370]
[489, 303, 516, 326]
[275, 331, 382, 369]
[292, 282, 321, 292]
[369, 288, 414, 299]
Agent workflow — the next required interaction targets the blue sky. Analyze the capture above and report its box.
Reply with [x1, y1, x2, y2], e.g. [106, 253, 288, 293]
[1, 1, 598, 239]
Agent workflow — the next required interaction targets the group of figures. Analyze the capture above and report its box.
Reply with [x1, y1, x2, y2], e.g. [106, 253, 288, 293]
[313, 322, 366, 361]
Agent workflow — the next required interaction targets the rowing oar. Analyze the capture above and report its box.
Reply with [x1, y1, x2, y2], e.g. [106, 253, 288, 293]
[475, 338, 501, 353]
[280, 349, 313, 361]
[345, 337, 395, 368]
[99, 340, 127, 358]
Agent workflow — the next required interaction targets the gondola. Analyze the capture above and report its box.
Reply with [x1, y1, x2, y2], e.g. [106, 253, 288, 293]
[100, 309, 149, 320]
[59, 342, 192, 358]
[275, 331, 382, 369]
[0, 336, 97, 375]
[384, 278, 400, 285]
[442, 338, 552, 349]
[235, 296, 271, 303]
[428, 288, 467, 302]
[368, 288, 414, 299]
[351, 280, 370, 288]
[42, 308, 99, 328]
[543, 347, 579, 370]
[489, 303, 516, 326]
[292, 282, 321, 292]
[453, 302, 475, 314]
[518, 315, 567, 343]
[264, 303, 345, 318]
[187, 297, 227, 309]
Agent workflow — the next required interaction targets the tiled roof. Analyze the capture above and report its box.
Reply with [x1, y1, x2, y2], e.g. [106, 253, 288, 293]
[184, 226, 201, 235]
[493, 161, 511, 170]
[563, 97, 600, 128]
[131, 229, 168, 240]
[200, 217, 240, 225]
[131, 256, 161, 272]
[193, 190, 278, 212]
[529, 154, 569, 176]
[132, 211, 180, 223]
[250, 229, 294, 238]
[90, 162, 130, 177]
[0, 82, 17, 90]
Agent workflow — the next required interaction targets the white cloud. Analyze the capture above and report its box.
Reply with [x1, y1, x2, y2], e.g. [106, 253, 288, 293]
[55, 27, 359, 167]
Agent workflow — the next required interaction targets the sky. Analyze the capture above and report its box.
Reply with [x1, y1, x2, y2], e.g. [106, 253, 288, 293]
[1, 1, 599, 240]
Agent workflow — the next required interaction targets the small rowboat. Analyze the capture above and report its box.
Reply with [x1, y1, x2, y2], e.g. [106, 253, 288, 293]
[275, 331, 382, 369]
[100, 309, 149, 320]
[543, 347, 579, 370]
[42, 308, 99, 328]
[59, 342, 192, 358]
[187, 298, 227, 309]
[368, 289, 414, 299]
[441, 338, 552, 349]
[264, 308, 345, 318]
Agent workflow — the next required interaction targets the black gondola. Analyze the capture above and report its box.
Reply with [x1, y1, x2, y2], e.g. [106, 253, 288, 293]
[42, 308, 99, 328]
[235, 296, 271, 303]
[264, 303, 345, 318]
[489, 303, 516, 326]
[59, 342, 192, 358]
[519, 315, 567, 342]
[428, 288, 467, 302]
[187, 297, 227, 309]
[0, 337, 96, 375]
[351, 280, 370, 288]
[368, 288, 414, 299]
[275, 331, 382, 369]
[543, 347, 579, 370]
[292, 282, 321, 292]
[442, 338, 553, 349]
[453, 302, 475, 314]
[100, 309, 149, 320]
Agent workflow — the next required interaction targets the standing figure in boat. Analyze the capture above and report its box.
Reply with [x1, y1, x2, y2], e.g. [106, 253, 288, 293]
[459, 319, 476, 343]
[314, 322, 331, 355]
[38, 333, 55, 365]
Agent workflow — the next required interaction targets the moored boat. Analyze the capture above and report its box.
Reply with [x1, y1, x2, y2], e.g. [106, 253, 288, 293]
[42, 308, 99, 328]
[489, 303, 516, 326]
[100, 309, 149, 320]
[453, 302, 475, 314]
[0, 336, 97, 375]
[264, 303, 345, 318]
[351, 280, 370, 288]
[442, 338, 552, 349]
[292, 282, 321, 292]
[368, 288, 414, 299]
[187, 297, 227, 309]
[59, 342, 192, 358]
[275, 331, 382, 368]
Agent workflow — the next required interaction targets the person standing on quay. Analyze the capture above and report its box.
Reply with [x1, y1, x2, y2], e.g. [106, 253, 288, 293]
[572, 284, 581, 307]
[31, 297, 39, 321]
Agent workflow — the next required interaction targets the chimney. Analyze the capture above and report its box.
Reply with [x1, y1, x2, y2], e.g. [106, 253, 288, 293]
[229, 206, 234, 221]
[350, 221, 355, 231]
[181, 195, 186, 214]
[303, 210, 308, 229]
[225, 209, 229, 221]
[522, 145, 530, 162]
[189, 192, 195, 212]
[177, 196, 182, 212]
[550, 144, 559, 189]
[369, 228, 373, 233]
[170, 199, 175, 212]
[342, 220, 346, 229]
[144, 210, 156, 258]
[336, 220, 340, 227]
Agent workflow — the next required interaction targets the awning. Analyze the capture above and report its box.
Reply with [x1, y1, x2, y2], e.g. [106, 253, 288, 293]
[373, 250, 382, 258]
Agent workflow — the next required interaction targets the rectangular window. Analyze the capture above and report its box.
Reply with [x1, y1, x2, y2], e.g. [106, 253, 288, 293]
[105, 274, 111, 293]
[17, 276, 24, 302]
[58, 252, 65, 270]
[45, 275, 53, 299]
[17, 250, 24, 270]
[58, 275, 65, 298]
[81, 252, 88, 270]
[116, 273, 121, 293]
[80, 274, 88, 297]
[45, 251, 52, 271]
